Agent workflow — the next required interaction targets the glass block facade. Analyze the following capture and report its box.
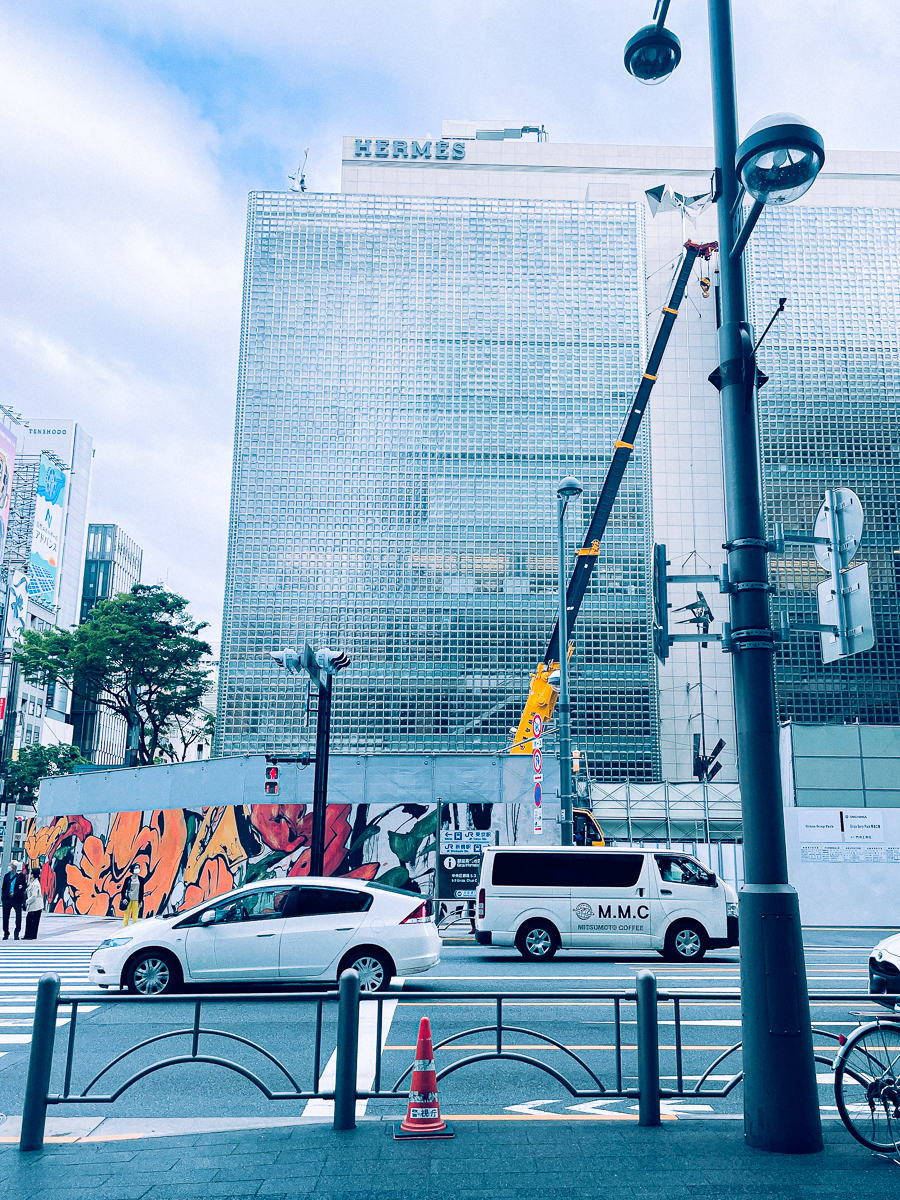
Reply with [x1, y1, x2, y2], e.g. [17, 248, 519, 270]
[748, 206, 900, 723]
[217, 192, 659, 779]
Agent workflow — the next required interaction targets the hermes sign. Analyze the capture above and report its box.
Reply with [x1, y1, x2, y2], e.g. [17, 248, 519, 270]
[354, 138, 466, 161]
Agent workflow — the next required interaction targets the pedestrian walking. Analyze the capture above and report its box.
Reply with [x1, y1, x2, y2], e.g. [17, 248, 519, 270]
[2, 860, 27, 940]
[23, 868, 44, 940]
[120, 863, 145, 926]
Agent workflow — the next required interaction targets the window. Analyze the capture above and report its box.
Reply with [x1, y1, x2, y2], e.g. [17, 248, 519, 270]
[569, 854, 644, 888]
[492, 851, 644, 888]
[180, 886, 295, 927]
[292, 886, 371, 916]
[655, 856, 715, 887]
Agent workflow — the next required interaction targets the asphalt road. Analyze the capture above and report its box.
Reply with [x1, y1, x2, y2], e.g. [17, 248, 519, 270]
[0, 926, 886, 1126]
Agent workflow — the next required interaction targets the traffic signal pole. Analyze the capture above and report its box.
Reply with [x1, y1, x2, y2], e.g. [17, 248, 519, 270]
[309, 672, 332, 877]
[707, 0, 822, 1153]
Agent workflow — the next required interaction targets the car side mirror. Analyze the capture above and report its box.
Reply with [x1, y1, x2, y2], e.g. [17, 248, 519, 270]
[200, 909, 216, 926]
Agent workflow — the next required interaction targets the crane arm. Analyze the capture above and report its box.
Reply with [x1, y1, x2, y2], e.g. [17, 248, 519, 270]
[510, 239, 717, 753]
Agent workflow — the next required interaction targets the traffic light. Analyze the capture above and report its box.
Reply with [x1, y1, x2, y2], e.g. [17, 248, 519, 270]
[693, 736, 725, 782]
[652, 544, 670, 662]
[265, 765, 279, 795]
[313, 647, 351, 674]
[269, 648, 300, 673]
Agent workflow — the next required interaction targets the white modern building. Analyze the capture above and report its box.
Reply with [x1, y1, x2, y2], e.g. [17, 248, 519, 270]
[340, 124, 900, 783]
[217, 120, 900, 801]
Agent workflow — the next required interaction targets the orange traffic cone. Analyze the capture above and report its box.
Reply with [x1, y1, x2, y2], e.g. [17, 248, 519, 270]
[394, 1015, 454, 1140]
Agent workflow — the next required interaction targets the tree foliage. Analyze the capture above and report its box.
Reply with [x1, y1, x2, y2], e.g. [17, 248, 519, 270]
[14, 584, 213, 766]
[5, 743, 87, 807]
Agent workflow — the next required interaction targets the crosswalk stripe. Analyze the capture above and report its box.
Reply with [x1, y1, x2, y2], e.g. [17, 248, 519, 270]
[0, 948, 100, 1053]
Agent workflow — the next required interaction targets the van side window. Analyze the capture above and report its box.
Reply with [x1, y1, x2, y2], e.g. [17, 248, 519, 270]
[492, 853, 643, 888]
[655, 855, 715, 887]
[492, 853, 571, 887]
[569, 854, 643, 888]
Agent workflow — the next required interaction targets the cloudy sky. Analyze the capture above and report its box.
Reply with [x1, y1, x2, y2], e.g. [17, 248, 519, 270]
[1, 1, 895, 649]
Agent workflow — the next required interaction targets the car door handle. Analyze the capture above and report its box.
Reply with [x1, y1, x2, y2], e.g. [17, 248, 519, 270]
[660, 889, 672, 895]
[256, 932, 276, 937]
[335, 927, 352, 931]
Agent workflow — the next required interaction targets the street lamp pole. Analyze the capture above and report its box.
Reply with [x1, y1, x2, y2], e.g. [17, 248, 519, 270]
[556, 477, 583, 847]
[705, 0, 822, 1153]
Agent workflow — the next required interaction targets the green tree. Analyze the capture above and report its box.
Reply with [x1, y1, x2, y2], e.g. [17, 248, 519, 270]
[14, 584, 213, 766]
[4, 743, 87, 807]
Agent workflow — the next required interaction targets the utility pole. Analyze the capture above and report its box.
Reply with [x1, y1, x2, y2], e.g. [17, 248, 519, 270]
[706, 0, 822, 1153]
[269, 644, 350, 876]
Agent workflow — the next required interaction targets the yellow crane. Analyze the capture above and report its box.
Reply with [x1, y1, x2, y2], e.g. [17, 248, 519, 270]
[509, 240, 718, 845]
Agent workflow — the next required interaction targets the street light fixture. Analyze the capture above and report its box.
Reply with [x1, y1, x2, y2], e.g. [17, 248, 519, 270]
[625, 0, 825, 1155]
[556, 476, 583, 847]
[623, 22, 681, 85]
[736, 112, 825, 206]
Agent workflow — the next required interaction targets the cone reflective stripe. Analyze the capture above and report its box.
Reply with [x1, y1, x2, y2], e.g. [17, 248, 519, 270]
[394, 1015, 453, 1139]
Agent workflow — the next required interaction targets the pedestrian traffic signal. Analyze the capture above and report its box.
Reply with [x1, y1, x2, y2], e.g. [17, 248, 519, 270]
[265, 765, 279, 795]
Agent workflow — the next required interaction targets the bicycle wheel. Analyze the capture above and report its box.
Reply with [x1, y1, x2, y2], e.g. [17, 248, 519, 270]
[835, 1021, 900, 1152]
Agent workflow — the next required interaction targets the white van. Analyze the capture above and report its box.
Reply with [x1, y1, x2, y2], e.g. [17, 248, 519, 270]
[475, 846, 739, 962]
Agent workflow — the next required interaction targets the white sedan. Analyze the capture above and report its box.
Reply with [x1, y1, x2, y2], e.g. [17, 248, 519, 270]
[89, 877, 441, 995]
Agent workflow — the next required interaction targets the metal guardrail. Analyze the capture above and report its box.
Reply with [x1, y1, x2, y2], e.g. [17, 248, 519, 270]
[17, 971, 889, 1151]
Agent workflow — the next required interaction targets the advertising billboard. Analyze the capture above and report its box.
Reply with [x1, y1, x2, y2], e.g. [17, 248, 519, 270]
[28, 453, 67, 605]
[0, 423, 15, 567]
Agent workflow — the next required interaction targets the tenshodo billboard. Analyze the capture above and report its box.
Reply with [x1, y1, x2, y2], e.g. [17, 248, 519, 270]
[28, 453, 67, 605]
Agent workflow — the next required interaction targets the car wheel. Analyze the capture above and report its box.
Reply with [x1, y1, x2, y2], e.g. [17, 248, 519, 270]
[515, 920, 559, 962]
[663, 921, 707, 962]
[339, 949, 393, 993]
[124, 950, 182, 996]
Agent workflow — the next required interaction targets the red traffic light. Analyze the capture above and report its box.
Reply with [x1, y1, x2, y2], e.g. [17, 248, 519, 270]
[265, 765, 278, 795]
[266, 766, 278, 780]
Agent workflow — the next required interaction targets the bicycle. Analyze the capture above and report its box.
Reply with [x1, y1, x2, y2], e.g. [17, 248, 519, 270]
[832, 1005, 900, 1154]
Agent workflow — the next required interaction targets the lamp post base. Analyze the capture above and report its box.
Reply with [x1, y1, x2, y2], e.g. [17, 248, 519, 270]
[739, 884, 824, 1153]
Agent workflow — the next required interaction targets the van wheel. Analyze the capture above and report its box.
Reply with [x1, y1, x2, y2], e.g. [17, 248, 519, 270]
[663, 921, 707, 962]
[515, 921, 559, 962]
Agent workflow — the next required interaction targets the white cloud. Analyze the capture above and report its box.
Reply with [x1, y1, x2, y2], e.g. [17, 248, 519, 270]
[0, 9, 245, 647]
[0, 0, 895, 656]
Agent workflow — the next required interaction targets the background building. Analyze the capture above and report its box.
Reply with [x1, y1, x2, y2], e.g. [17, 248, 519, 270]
[217, 126, 900, 792]
[70, 523, 143, 765]
[0, 417, 94, 761]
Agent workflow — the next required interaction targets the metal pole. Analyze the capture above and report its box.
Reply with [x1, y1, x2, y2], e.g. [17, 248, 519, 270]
[635, 970, 660, 1127]
[825, 488, 850, 655]
[0, 801, 15, 880]
[310, 673, 332, 876]
[557, 497, 573, 846]
[707, 0, 822, 1154]
[20, 972, 60, 1151]
[333, 968, 360, 1131]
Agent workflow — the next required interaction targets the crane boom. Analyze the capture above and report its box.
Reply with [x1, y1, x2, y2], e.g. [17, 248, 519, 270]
[510, 239, 717, 753]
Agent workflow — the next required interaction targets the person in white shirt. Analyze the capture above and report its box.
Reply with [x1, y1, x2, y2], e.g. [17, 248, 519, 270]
[23, 868, 44, 940]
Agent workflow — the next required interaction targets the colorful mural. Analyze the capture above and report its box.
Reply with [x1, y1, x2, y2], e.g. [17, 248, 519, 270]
[24, 803, 437, 917]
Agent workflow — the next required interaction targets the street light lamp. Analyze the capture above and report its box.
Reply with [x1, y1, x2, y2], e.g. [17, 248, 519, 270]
[556, 476, 583, 846]
[623, 23, 681, 85]
[736, 112, 825, 206]
[625, 0, 825, 1155]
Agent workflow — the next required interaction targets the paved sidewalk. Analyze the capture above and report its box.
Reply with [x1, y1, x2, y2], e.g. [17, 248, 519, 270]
[0, 1119, 892, 1199]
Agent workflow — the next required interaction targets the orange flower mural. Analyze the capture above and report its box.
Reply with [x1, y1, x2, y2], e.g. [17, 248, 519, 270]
[181, 854, 235, 911]
[249, 804, 310, 853]
[29, 797, 432, 914]
[65, 809, 187, 917]
[287, 804, 352, 877]
[25, 815, 92, 866]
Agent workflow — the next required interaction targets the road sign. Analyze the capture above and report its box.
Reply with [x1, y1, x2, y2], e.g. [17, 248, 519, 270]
[813, 488, 863, 571]
[817, 562, 875, 664]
